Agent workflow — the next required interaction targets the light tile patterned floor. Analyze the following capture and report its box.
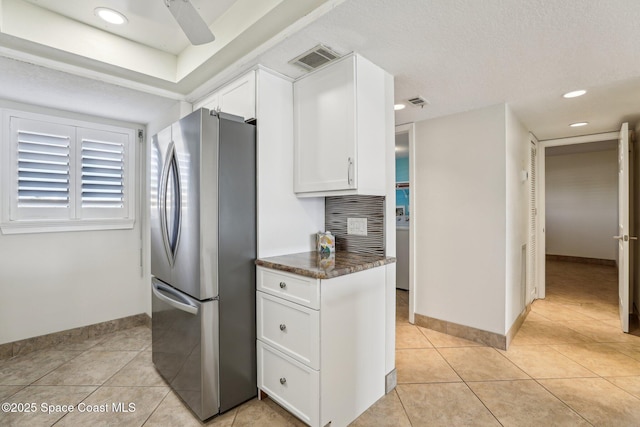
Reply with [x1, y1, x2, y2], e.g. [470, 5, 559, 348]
[1, 259, 640, 426]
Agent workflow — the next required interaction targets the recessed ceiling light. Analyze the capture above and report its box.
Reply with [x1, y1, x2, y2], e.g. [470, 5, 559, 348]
[95, 7, 128, 25]
[570, 122, 589, 127]
[394, 104, 406, 111]
[563, 89, 587, 99]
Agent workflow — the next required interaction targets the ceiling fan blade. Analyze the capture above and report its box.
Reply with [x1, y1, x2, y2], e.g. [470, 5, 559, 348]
[165, 0, 215, 45]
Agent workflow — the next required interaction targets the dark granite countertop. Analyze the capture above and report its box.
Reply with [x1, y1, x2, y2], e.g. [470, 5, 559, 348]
[255, 251, 396, 279]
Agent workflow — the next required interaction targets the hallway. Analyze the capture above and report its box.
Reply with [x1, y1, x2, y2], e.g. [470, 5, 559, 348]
[367, 259, 640, 426]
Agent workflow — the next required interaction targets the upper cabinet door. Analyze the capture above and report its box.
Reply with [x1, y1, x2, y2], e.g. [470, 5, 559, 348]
[293, 54, 389, 197]
[193, 70, 256, 121]
[294, 56, 357, 194]
[196, 92, 220, 113]
[218, 70, 256, 121]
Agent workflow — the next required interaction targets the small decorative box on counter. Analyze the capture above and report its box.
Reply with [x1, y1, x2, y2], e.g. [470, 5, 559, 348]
[316, 231, 335, 254]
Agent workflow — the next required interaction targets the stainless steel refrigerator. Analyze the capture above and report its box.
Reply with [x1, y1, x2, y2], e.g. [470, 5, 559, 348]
[150, 108, 256, 420]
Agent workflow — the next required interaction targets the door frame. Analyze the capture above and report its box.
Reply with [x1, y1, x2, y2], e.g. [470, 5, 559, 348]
[537, 131, 620, 300]
[395, 123, 416, 323]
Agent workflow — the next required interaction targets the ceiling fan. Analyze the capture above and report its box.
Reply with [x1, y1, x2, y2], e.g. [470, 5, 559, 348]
[163, 0, 215, 45]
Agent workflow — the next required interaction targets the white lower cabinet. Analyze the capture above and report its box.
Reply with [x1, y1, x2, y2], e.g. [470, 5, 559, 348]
[257, 291, 320, 369]
[256, 265, 386, 427]
[257, 341, 320, 426]
[257, 267, 320, 309]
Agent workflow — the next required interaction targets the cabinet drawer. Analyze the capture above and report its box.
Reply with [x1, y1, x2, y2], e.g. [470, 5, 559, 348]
[257, 291, 319, 369]
[257, 267, 320, 309]
[257, 341, 319, 427]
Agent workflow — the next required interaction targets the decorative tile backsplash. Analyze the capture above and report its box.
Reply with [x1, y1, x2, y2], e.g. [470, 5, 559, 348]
[325, 195, 385, 256]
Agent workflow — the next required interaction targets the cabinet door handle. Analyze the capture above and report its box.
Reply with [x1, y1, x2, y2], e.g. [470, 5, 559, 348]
[279, 324, 287, 331]
[280, 377, 287, 385]
[279, 282, 287, 289]
[347, 157, 354, 186]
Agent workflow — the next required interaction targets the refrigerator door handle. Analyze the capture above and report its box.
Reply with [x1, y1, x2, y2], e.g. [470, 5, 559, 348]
[159, 142, 182, 265]
[152, 279, 198, 315]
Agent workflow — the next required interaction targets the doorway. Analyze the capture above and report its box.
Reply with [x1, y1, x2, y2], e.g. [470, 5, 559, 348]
[395, 123, 415, 323]
[535, 130, 634, 332]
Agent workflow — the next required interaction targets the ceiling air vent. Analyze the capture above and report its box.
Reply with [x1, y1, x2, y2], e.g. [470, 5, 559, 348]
[408, 96, 429, 108]
[289, 44, 341, 71]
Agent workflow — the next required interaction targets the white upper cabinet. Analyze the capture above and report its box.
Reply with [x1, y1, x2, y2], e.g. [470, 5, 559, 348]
[293, 54, 389, 197]
[196, 70, 256, 121]
[218, 71, 255, 121]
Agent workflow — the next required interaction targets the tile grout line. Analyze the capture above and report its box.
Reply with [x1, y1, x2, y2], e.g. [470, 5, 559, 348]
[548, 343, 640, 377]
[599, 376, 640, 402]
[428, 342, 509, 427]
[140, 386, 172, 427]
[532, 378, 595, 426]
[229, 405, 239, 426]
[391, 388, 415, 427]
[44, 336, 150, 427]
[51, 383, 101, 426]
[460, 380, 505, 427]
[23, 348, 87, 386]
[90, 345, 151, 427]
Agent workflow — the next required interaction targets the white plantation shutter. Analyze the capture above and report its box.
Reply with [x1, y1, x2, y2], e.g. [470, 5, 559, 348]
[3, 112, 135, 233]
[81, 140, 124, 207]
[18, 131, 70, 207]
[78, 128, 129, 219]
[11, 118, 75, 220]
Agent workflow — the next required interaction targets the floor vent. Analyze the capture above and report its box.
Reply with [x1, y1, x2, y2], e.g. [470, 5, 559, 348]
[289, 44, 341, 71]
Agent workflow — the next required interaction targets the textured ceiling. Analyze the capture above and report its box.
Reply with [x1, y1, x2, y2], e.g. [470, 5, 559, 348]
[255, 0, 640, 140]
[0, 0, 639, 138]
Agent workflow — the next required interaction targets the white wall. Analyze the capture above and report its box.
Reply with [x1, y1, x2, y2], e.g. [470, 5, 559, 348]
[414, 104, 508, 335]
[545, 149, 617, 260]
[0, 99, 149, 344]
[255, 69, 324, 258]
[413, 103, 529, 336]
[505, 107, 530, 329]
[383, 71, 396, 377]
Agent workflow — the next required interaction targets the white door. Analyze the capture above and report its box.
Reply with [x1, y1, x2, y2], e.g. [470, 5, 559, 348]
[617, 122, 630, 333]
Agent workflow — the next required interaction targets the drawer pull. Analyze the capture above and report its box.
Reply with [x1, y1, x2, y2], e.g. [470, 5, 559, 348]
[279, 324, 287, 331]
[280, 377, 287, 385]
[279, 282, 287, 289]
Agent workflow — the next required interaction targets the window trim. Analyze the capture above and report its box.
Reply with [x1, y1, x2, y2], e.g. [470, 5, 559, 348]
[1, 109, 136, 234]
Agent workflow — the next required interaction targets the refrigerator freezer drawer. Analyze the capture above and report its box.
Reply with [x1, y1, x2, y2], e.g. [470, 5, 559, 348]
[151, 278, 219, 420]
